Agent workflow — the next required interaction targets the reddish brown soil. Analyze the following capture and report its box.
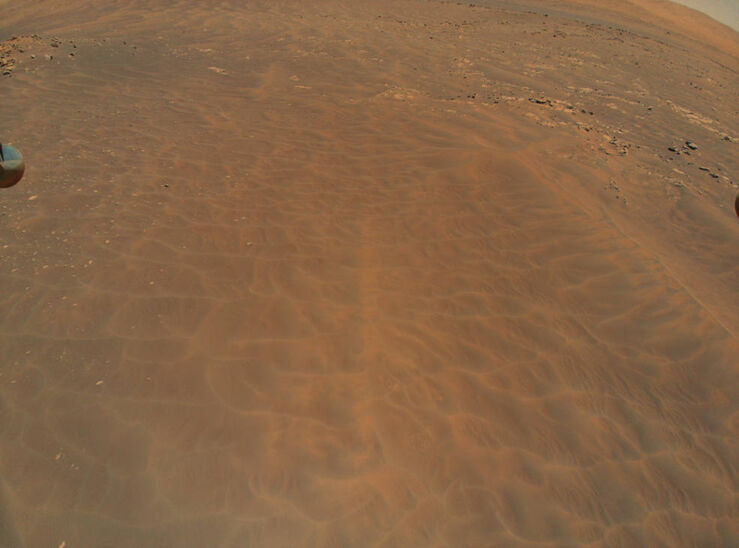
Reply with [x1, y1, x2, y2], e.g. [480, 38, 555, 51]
[1, 1, 737, 547]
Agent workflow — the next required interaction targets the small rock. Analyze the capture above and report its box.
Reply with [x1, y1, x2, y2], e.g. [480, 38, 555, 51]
[699, 166, 709, 171]
[709, 173, 719, 179]
[44, 54, 53, 60]
[668, 146, 677, 152]
[685, 141, 698, 150]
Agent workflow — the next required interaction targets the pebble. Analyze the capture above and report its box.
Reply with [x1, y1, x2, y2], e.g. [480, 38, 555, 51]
[685, 141, 698, 150]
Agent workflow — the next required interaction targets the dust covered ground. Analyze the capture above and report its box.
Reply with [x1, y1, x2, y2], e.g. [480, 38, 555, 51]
[1, 0, 738, 546]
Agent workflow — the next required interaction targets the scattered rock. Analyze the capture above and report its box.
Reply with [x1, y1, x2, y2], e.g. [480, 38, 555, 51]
[685, 141, 698, 150]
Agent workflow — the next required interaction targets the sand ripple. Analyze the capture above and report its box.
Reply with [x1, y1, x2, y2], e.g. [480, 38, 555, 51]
[1, 1, 737, 547]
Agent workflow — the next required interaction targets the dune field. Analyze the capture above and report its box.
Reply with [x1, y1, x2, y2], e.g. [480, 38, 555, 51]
[1, 0, 737, 546]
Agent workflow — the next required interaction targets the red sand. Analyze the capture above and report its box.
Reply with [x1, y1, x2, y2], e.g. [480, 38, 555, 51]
[1, 1, 737, 546]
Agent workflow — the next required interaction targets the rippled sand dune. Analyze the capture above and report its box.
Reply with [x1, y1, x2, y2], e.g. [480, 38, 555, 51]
[1, 1, 737, 546]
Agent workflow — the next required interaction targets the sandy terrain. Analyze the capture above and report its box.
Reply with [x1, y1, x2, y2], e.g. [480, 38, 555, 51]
[1, 0, 737, 546]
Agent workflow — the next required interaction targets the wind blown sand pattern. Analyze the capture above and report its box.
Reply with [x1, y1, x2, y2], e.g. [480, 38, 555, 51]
[0, 1, 737, 547]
